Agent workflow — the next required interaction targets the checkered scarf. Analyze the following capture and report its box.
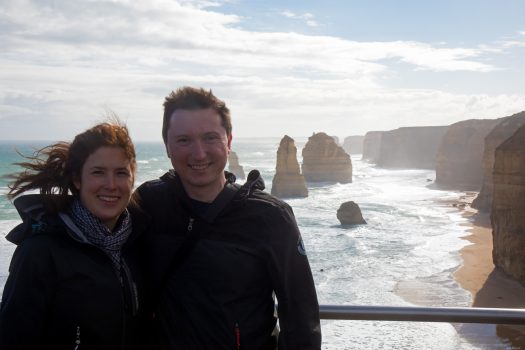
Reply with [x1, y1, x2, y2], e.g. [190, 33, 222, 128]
[69, 198, 132, 277]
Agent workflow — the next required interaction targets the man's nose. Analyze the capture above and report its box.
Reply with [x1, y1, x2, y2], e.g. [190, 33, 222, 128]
[191, 140, 206, 159]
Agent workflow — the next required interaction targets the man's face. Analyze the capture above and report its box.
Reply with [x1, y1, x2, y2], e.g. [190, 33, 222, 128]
[166, 108, 232, 201]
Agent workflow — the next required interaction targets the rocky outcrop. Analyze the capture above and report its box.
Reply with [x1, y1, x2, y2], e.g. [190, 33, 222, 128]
[301, 132, 352, 183]
[376, 126, 448, 169]
[491, 124, 525, 285]
[343, 135, 365, 154]
[271, 136, 308, 198]
[337, 201, 366, 225]
[228, 151, 245, 179]
[362, 131, 382, 162]
[472, 111, 525, 211]
[434, 119, 500, 190]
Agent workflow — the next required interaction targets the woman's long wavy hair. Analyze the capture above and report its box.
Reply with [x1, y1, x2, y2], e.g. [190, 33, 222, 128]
[7, 120, 136, 212]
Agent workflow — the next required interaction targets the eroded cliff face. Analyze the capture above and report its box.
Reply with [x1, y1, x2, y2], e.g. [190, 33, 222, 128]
[343, 135, 365, 155]
[434, 119, 500, 190]
[302, 132, 352, 183]
[271, 135, 308, 198]
[491, 124, 525, 285]
[376, 126, 448, 169]
[228, 151, 245, 179]
[472, 111, 525, 212]
[362, 131, 383, 162]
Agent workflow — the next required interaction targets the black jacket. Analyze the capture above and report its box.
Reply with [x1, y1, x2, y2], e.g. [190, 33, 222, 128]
[0, 195, 146, 350]
[134, 170, 321, 350]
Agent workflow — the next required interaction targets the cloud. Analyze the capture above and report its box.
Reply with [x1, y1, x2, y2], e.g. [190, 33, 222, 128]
[280, 10, 318, 27]
[0, 0, 523, 141]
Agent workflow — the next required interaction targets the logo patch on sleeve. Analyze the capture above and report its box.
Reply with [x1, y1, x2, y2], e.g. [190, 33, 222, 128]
[297, 236, 307, 256]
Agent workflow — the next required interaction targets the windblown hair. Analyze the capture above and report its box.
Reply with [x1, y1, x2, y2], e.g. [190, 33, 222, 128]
[7, 120, 136, 211]
[162, 86, 231, 144]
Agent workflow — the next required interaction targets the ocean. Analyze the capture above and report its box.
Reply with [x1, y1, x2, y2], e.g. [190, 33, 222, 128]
[0, 138, 515, 349]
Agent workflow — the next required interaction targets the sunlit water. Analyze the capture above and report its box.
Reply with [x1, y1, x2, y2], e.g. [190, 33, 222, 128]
[0, 138, 515, 349]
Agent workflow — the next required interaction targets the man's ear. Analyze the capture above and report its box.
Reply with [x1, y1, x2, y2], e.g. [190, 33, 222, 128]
[227, 133, 233, 153]
[165, 143, 171, 159]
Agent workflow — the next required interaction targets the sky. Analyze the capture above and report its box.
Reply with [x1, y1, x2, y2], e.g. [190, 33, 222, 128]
[1, 0, 525, 141]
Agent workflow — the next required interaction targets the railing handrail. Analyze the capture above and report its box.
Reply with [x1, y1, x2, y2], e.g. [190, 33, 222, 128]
[319, 305, 525, 325]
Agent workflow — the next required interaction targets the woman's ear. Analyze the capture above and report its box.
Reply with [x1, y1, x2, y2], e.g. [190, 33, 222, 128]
[73, 175, 81, 190]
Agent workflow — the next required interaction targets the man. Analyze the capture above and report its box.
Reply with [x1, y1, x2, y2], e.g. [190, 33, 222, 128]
[134, 87, 321, 349]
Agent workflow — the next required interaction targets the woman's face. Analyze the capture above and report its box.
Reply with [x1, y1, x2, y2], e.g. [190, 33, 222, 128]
[74, 146, 134, 231]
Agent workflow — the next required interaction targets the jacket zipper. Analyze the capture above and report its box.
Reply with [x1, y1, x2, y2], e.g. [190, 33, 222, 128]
[234, 323, 241, 349]
[187, 217, 194, 232]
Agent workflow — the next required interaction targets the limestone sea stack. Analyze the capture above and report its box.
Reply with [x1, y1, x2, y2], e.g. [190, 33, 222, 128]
[302, 132, 352, 183]
[434, 119, 500, 190]
[376, 126, 448, 169]
[228, 151, 245, 179]
[491, 124, 525, 285]
[337, 201, 366, 225]
[271, 135, 308, 198]
[362, 131, 383, 162]
[343, 135, 365, 155]
[472, 111, 525, 212]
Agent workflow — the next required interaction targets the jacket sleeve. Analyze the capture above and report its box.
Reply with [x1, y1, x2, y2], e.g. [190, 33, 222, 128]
[266, 204, 322, 350]
[0, 238, 57, 349]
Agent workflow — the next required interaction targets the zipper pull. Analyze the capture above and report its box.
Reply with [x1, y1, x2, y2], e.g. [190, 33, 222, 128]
[74, 326, 80, 350]
[187, 217, 194, 232]
[234, 323, 241, 349]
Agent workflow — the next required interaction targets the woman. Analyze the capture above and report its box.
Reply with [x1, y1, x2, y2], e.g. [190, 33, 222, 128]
[0, 121, 145, 349]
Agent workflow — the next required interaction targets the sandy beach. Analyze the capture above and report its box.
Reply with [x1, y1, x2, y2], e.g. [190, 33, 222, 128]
[454, 200, 525, 348]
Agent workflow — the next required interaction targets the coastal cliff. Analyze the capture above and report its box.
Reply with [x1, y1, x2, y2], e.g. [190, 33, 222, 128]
[362, 131, 383, 162]
[376, 126, 448, 169]
[302, 132, 352, 183]
[271, 135, 308, 198]
[491, 124, 525, 285]
[343, 135, 365, 155]
[434, 119, 500, 190]
[472, 111, 525, 212]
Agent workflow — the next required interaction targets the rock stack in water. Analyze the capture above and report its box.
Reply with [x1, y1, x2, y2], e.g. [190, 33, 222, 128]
[228, 151, 245, 179]
[302, 132, 352, 183]
[337, 201, 366, 225]
[271, 135, 308, 198]
[491, 124, 525, 285]
[472, 111, 525, 212]
[434, 119, 500, 190]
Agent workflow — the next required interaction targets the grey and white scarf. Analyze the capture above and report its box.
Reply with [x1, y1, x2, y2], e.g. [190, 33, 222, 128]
[69, 198, 132, 277]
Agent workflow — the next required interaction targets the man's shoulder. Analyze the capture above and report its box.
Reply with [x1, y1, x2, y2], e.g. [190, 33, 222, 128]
[244, 189, 293, 215]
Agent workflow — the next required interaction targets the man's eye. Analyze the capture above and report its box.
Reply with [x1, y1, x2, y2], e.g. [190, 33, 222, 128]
[91, 170, 104, 175]
[204, 135, 220, 143]
[176, 138, 190, 145]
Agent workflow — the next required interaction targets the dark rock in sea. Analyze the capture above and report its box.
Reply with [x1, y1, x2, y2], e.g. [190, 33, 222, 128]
[434, 118, 500, 190]
[271, 135, 308, 198]
[302, 132, 352, 183]
[491, 123, 525, 285]
[337, 201, 366, 225]
[472, 111, 525, 212]
[376, 126, 448, 169]
[228, 151, 245, 179]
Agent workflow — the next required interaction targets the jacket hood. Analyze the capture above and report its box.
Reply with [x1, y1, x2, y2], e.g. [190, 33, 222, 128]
[7, 194, 65, 245]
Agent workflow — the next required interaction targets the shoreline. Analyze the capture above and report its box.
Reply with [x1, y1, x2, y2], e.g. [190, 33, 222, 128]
[395, 192, 525, 348]
[453, 200, 525, 348]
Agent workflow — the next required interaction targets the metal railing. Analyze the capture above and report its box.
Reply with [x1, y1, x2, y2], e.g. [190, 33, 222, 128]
[319, 305, 525, 325]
